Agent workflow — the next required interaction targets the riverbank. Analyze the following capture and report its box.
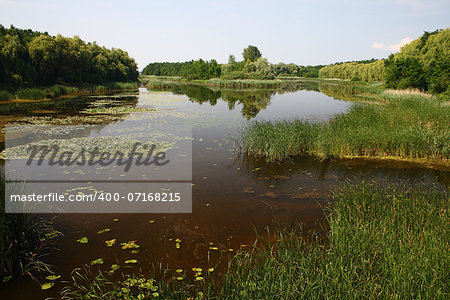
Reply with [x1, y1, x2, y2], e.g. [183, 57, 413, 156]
[142, 74, 382, 89]
[0, 82, 139, 102]
[240, 90, 449, 168]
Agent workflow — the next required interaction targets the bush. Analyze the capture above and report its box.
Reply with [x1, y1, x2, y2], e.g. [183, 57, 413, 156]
[0, 90, 12, 101]
[15, 88, 48, 100]
[47, 84, 68, 97]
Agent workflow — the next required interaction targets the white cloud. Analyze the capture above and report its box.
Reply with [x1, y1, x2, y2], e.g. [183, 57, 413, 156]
[389, 37, 412, 51]
[371, 37, 412, 52]
[371, 42, 385, 49]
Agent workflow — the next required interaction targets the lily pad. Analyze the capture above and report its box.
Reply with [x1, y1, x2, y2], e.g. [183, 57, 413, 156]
[77, 237, 88, 244]
[121, 241, 140, 250]
[45, 275, 61, 281]
[105, 239, 116, 247]
[41, 282, 54, 290]
[125, 259, 138, 264]
[91, 258, 104, 265]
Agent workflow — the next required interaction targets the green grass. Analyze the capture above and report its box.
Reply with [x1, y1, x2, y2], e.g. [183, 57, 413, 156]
[0, 175, 60, 281]
[217, 182, 449, 299]
[14, 88, 48, 100]
[60, 182, 448, 299]
[241, 92, 450, 162]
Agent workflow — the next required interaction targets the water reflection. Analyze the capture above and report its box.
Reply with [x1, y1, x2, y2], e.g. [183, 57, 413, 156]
[146, 81, 370, 119]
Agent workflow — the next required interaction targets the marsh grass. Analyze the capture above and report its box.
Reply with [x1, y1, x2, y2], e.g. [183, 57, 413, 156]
[242, 93, 449, 162]
[60, 182, 448, 298]
[216, 182, 449, 299]
[0, 175, 60, 281]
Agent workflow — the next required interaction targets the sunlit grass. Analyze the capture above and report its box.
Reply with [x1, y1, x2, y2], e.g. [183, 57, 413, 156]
[241, 93, 450, 162]
[60, 182, 449, 299]
[216, 182, 449, 299]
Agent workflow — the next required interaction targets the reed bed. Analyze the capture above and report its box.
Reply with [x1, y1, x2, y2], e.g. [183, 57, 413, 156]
[216, 182, 449, 299]
[0, 175, 60, 281]
[242, 93, 450, 162]
[60, 182, 448, 299]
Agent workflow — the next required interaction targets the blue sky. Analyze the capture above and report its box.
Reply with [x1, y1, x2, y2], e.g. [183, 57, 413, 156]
[0, 0, 449, 70]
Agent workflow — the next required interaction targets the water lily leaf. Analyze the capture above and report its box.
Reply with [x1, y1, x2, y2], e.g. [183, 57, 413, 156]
[77, 237, 88, 244]
[91, 258, 104, 265]
[105, 239, 116, 247]
[121, 241, 140, 250]
[125, 259, 137, 264]
[45, 275, 61, 281]
[111, 264, 120, 272]
[97, 228, 111, 234]
[41, 282, 54, 290]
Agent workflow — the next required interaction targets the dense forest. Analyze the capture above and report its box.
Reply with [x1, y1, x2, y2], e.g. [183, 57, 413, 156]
[384, 29, 449, 94]
[319, 29, 449, 95]
[319, 59, 385, 82]
[0, 25, 139, 90]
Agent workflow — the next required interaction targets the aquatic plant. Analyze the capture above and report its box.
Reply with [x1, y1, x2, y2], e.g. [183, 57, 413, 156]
[0, 174, 61, 280]
[216, 182, 448, 298]
[59, 182, 448, 299]
[241, 92, 450, 162]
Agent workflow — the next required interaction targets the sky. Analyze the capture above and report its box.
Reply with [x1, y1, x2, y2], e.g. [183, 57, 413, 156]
[0, 0, 449, 70]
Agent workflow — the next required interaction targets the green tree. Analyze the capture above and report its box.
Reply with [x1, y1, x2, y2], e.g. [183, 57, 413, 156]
[243, 45, 262, 63]
[228, 54, 236, 64]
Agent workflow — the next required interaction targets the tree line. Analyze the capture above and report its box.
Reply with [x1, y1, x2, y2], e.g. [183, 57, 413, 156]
[144, 29, 449, 96]
[318, 29, 449, 95]
[142, 45, 323, 80]
[0, 25, 139, 90]
[385, 29, 449, 94]
[319, 59, 385, 82]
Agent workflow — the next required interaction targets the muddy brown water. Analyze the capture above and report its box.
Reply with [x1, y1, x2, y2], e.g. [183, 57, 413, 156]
[0, 83, 448, 299]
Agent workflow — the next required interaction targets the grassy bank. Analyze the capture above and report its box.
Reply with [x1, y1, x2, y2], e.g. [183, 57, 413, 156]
[0, 82, 139, 102]
[60, 182, 448, 298]
[241, 91, 449, 164]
